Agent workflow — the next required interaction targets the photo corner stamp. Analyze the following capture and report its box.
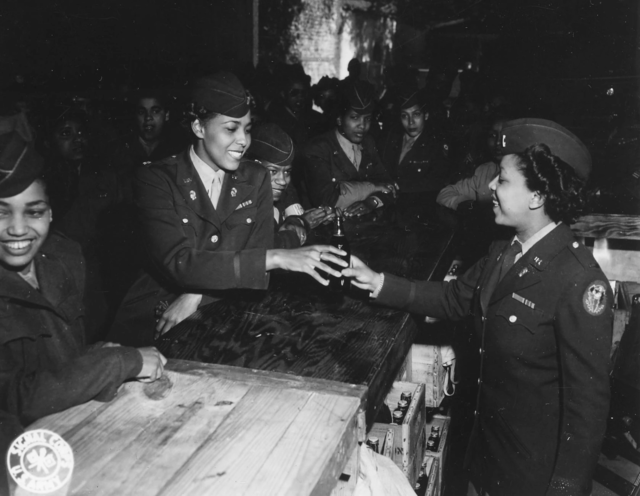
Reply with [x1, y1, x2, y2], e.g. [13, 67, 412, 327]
[6, 429, 74, 494]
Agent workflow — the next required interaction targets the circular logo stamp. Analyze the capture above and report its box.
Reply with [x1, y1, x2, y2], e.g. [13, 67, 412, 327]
[6, 429, 74, 494]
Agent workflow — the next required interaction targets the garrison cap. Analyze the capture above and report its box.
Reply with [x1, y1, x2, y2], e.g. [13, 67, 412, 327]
[342, 81, 376, 115]
[0, 131, 44, 197]
[397, 86, 430, 111]
[500, 118, 592, 180]
[191, 71, 250, 118]
[245, 123, 294, 167]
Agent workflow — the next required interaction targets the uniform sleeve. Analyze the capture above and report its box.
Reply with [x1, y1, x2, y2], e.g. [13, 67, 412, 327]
[0, 344, 143, 425]
[135, 165, 271, 290]
[375, 254, 486, 320]
[363, 143, 395, 206]
[303, 146, 342, 207]
[547, 270, 612, 496]
[436, 162, 494, 210]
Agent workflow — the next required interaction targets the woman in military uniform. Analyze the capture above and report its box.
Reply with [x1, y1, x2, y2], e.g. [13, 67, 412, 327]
[301, 81, 397, 217]
[344, 119, 612, 496]
[108, 72, 346, 344]
[244, 122, 334, 249]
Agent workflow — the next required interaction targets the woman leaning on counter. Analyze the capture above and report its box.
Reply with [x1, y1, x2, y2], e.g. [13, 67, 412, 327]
[108, 72, 345, 346]
[344, 119, 613, 496]
[0, 131, 166, 427]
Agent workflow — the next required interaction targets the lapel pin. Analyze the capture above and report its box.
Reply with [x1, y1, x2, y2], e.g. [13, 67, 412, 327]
[189, 190, 196, 200]
[518, 267, 528, 277]
[183, 177, 192, 184]
[231, 187, 237, 197]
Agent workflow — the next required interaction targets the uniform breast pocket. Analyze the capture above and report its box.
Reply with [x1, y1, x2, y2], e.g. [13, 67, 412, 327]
[225, 206, 258, 230]
[175, 205, 198, 240]
[495, 298, 548, 335]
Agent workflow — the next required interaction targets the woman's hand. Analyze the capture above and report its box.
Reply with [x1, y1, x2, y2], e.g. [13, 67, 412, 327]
[344, 200, 376, 218]
[303, 206, 335, 229]
[155, 293, 203, 337]
[342, 255, 383, 293]
[373, 182, 399, 198]
[135, 347, 168, 383]
[266, 245, 348, 285]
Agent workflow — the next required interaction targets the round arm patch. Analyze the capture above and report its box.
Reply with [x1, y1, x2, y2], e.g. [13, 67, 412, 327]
[583, 280, 608, 316]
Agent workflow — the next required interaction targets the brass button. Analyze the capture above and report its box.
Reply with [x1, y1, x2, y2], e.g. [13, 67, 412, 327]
[246, 218, 252, 224]
[509, 315, 517, 323]
[182, 218, 188, 224]
[211, 235, 219, 243]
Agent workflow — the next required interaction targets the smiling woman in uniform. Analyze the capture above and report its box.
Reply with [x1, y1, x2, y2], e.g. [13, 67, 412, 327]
[343, 119, 613, 496]
[108, 72, 346, 345]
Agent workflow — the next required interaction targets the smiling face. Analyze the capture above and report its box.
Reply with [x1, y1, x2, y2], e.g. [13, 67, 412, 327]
[489, 154, 542, 233]
[400, 104, 427, 138]
[337, 109, 371, 145]
[136, 97, 169, 143]
[263, 162, 292, 202]
[52, 119, 88, 162]
[0, 179, 51, 274]
[192, 111, 252, 172]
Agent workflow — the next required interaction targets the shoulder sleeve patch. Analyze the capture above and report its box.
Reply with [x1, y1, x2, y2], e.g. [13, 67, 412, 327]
[583, 280, 608, 316]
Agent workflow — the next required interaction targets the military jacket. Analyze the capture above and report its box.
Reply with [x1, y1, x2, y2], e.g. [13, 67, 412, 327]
[376, 224, 612, 496]
[108, 150, 274, 347]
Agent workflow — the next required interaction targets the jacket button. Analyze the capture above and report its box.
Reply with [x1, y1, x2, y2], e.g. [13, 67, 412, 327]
[182, 218, 188, 224]
[246, 218, 252, 224]
[479, 348, 483, 354]
[211, 235, 219, 243]
[509, 315, 517, 323]
[474, 410, 479, 416]
[332, 178, 336, 182]
[572, 242, 579, 248]
[417, 168, 421, 172]
[477, 378, 481, 385]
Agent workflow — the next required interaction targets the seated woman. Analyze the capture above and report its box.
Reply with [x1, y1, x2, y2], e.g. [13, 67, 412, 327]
[108, 72, 346, 344]
[344, 119, 612, 496]
[245, 123, 334, 248]
[301, 81, 397, 218]
[0, 131, 166, 428]
[378, 86, 450, 204]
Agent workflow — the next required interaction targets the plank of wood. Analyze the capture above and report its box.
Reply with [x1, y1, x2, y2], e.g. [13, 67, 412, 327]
[156, 386, 326, 495]
[571, 214, 640, 240]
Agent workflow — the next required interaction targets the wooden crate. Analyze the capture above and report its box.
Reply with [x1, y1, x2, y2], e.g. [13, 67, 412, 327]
[423, 414, 451, 496]
[425, 459, 440, 496]
[25, 360, 367, 496]
[397, 344, 446, 408]
[369, 381, 427, 485]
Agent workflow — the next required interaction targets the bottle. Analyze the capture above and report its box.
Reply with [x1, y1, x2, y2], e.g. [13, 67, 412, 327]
[397, 400, 409, 415]
[400, 391, 413, 404]
[366, 436, 380, 453]
[428, 426, 440, 452]
[392, 409, 404, 425]
[329, 213, 351, 291]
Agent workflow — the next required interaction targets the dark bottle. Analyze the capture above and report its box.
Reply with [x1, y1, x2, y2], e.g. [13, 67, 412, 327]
[329, 214, 351, 291]
[428, 426, 440, 452]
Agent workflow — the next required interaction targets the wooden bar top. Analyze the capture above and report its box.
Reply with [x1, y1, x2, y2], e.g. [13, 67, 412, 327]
[27, 360, 367, 496]
[157, 207, 457, 424]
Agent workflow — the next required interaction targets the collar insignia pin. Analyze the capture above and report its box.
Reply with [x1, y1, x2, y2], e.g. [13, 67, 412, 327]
[189, 190, 196, 201]
[231, 187, 237, 197]
[183, 178, 192, 184]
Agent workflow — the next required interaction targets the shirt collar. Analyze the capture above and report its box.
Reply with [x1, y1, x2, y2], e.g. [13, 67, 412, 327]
[190, 146, 225, 193]
[514, 221, 560, 257]
[335, 129, 362, 152]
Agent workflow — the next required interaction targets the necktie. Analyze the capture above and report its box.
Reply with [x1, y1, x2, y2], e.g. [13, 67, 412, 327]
[352, 144, 359, 169]
[210, 173, 222, 209]
[499, 240, 522, 282]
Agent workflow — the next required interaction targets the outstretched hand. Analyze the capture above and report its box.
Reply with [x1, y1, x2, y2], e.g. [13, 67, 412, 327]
[341, 254, 382, 293]
[136, 347, 167, 383]
[303, 206, 335, 229]
[155, 293, 203, 338]
[267, 245, 348, 285]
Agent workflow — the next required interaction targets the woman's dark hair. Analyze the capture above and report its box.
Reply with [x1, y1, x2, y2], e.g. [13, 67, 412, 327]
[514, 143, 590, 224]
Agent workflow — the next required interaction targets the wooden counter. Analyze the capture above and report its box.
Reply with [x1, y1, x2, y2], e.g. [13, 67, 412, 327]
[26, 360, 367, 496]
[157, 206, 457, 425]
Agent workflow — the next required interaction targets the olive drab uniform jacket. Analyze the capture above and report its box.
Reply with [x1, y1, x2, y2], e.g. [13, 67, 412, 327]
[378, 129, 450, 194]
[301, 131, 394, 209]
[108, 150, 274, 347]
[0, 234, 143, 426]
[375, 223, 612, 496]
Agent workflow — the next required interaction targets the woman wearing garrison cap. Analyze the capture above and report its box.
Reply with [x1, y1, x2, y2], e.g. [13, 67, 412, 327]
[301, 81, 397, 217]
[245, 123, 334, 248]
[0, 132, 166, 429]
[378, 86, 450, 204]
[108, 72, 346, 343]
[344, 119, 612, 496]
